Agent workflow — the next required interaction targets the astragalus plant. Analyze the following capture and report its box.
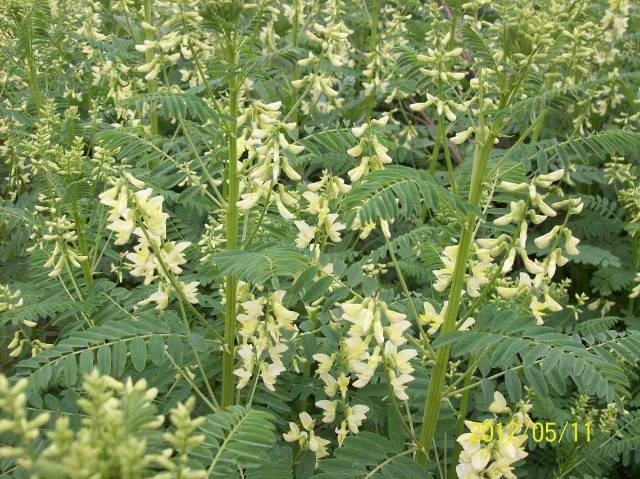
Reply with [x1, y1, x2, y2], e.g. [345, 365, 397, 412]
[2, 0, 640, 478]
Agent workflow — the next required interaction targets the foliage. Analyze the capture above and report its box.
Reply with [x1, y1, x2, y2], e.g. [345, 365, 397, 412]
[1, 0, 640, 478]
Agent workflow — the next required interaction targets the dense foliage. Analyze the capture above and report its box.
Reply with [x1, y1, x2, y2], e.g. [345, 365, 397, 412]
[2, 0, 640, 478]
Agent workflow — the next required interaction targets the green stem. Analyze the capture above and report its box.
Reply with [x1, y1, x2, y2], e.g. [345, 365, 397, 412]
[221, 36, 240, 408]
[629, 239, 639, 314]
[439, 120, 457, 194]
[242, 182, 273, 250]
[447, 357, 475, 479]
[429, 112, 446, 175]
[292, 0, 300, 46]
[416, 128, 496, 464]
[384, 236, 433, 357]
[177, 294, 220, 410]
[289, 0, 301, 124]
[367, 0, 381, 120]
[26, 26, 42, 114]
[70, 205, 94, 289]
[143, 0, 158, 137]
[429, 122, 441, 174]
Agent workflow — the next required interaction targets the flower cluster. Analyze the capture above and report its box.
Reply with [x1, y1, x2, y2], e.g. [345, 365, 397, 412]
[152, 397, 207, 479]
[315, 297, 416, 402]
[490, 171, 583, 324]
[433, 244, 492, 298]
[293, 0, 353, 113]
[0, 371, 207, 478]
[99, 172, 199, 310]
[39, 216, 88, 278]
[293, 170, 349, 250]
[8, 330, 52, 358]
[75, 0, 107, 41]
[457, 392, 533, 479]
[135, 20, 208, 84]
[197, 217, 225, 261]
[300, 297, 412, 447]
[312, 354, 372, 446]
[433, 168, 583, 325]
[233, 290, 300, 392]
[419, 299, 475, 336]
[236, 100, 305, 212]
[0, 283, 23, 314]
[346, 115, 393, 182]
[283, 412, 331, 464]
[0, 376, 51, 469]
[409, 31, 470, 123]
[361, 5, 411, 103]
[339, 297, 416, 399]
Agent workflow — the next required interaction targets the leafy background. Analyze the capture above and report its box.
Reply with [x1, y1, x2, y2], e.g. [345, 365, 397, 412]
[1, 0, 640, 478]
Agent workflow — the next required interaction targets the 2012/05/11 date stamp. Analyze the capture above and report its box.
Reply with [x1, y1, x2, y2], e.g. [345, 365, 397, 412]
[479, 422, 592, 443]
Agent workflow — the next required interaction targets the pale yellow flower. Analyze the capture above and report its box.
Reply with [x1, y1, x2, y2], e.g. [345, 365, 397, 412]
[316, 400, 338, 423]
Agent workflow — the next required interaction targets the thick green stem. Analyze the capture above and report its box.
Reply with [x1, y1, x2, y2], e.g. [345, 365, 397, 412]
[439, 120, 457, 193]
[415, 220, 474, 463]
[292, 0, 300, 46]
[221, 41, 240, 408]
[416, 134, 494, 464]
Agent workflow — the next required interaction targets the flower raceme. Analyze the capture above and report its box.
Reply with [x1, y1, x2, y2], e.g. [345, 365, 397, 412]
[0, 371, 207, 478]
[347, 115, 393, 182]
[281, 297, 413, 450]
[419, 300, 475, 336]
[233, 290, 300, 392]
[307, 297, 416, 443]
[99, 172, 199, 310]
[457, 392, 533, 479]
[235, 100, 306, 214]
[432, 169, 583, 325]
[283, 412, 331, 464]
[292, 171, 349, 250]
